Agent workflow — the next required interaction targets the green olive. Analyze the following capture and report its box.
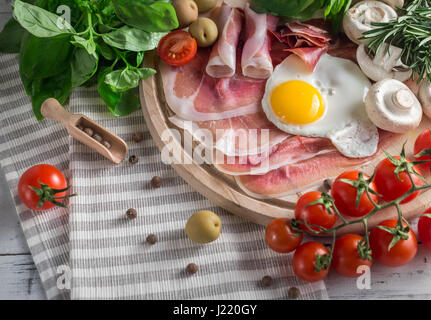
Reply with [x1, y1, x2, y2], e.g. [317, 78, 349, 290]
[188, 18, 218, 47]
[185, 210, 221, 244]
[172, 0, 199, 28]
[193, 0, 218, 13]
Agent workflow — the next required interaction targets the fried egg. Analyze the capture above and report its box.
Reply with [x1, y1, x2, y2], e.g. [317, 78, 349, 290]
[262, 53, 379, 158]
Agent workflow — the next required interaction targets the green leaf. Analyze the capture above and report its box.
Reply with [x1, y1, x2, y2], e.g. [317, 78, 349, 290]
[71, 35, 97, 55]
[13, 0, 76, 38]
[112, 0, 179, 32]
[19, 33, 72, 79]
[0, 18, 27, 54]
[70, 47, 98, 87]
[104, 67, 155, 92]
[101, 26, 166, 52]
[251, 0, 325, 19]
[96, 39, 116, 60]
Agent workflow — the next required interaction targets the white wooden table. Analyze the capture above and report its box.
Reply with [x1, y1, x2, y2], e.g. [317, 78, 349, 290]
[1, 1, 431, 300]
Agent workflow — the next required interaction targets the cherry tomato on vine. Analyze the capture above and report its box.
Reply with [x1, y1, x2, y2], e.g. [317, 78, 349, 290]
[331, 171, 379, 218]
[369, 219, 418, 267]
[373, 156, 423, 204]
[332, 234, 372, 278]
[418, 208, 431, 251]
[414, 129, 431, 175]
[294, 191, 337, 232]
[293, 242, 330, 282]
[158, 30, 197, 66]
[18, 164, 72, 211]
[265, 218, 303, 253]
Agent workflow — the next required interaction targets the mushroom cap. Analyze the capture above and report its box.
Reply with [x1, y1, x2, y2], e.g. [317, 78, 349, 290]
[419, 79, 431, 118]
[381, 0, 404, 8]
[357, 43, 412, 82]
[343, 0, 397, 44]
[365, 79, 422, 133]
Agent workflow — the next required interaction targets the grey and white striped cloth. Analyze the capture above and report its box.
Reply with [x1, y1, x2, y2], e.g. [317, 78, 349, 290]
[0, 54, 328, 300]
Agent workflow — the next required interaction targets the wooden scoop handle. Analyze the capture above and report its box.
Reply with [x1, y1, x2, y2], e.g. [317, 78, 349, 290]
[41, 98, 72, 127]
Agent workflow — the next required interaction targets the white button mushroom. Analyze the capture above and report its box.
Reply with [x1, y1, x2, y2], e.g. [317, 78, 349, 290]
[419, 79, 431, 119]
[343, 1, 397, 44]
[357, 43, 412, 82]
[380, 0, 404, 8]
[365, 79, 422, 133]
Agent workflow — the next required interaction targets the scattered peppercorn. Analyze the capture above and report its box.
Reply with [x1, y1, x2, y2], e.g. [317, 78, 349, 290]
[93, 133, 102, 143]
[323, 179, 332, 191]
[83, 127, 94, 137]
[146, 234, 157, 245]
[126, 208, 137, 219]
[132, 132, 144, 143]
[186, 263, 199, 275]
[129, 155, 138, 164]
[77, 125, 84, 131]
[288, 287, 300, 299]
[261, 275, 273, 287]
[150, 176, 163, 188]
[102, 141, 111, 149]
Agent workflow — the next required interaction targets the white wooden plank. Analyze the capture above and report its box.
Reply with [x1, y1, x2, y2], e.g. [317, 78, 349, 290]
[0, 254, 45, 300]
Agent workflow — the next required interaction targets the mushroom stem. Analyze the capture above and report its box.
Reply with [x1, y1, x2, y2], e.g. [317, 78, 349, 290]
[392, 88, 415, 110]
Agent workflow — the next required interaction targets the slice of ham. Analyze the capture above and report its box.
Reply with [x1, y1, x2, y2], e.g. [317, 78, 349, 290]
[235, 131, 399, 199]
[160, 48, 266, 121]
[284, 47, 328, 72]
[206, 4, 243, 78]
[241, 3, 278, 79]
[169, 111, 289, 156]
[214, 136, 335, 175]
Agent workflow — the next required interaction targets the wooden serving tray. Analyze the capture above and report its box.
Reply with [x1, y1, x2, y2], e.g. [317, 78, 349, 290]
[139, 52, 431, 234]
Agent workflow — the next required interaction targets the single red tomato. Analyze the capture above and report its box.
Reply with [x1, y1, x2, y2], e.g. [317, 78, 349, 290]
[295, 191, 337, 232]
[332, 234, 372, 278]
[418, 208, 431, 251]
[331, 171, 378, 218]
[18, 164, 69, 211]
[293, 242, 330, 282]
[414, 129, 431, 175]
[265, 219, 303, 253]
[158, 30, 197, 66]
[369, 219, 418, 267]
[374, 156, 423, 204]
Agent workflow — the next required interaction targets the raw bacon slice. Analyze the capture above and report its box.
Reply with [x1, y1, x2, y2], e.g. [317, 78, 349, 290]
[169, 111, 289, 156]
[206, 4, 243, 78]
[214, 136, 335, 175]
[235, 131, 399, 199]
[241, 3, 278, 79]
[160, 48, 266, 121]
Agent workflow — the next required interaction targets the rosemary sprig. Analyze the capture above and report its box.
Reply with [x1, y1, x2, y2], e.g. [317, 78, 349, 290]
[361, 0, 431, 82]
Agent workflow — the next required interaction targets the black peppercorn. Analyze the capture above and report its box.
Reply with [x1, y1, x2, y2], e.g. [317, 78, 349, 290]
[186, 263, 199, 275]
[129, 155, 138, 164]
[261, 275, 273, 287]
[146, 234, 157, 245]
[150, 176, 162, 188]
[132, 132, 144, 143]
[126, 208, 137, 219]
[288, 287, 300, 299]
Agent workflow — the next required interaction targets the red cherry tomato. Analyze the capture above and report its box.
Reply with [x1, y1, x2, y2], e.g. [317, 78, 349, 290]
[418, 208, 431, 251]
[158, 30, 197, 66]
[332, 234, 372, 278]
[265, 219, 303, 253]
[414, 129, 431, 175]
[331, 171, 379, 217]
[18, 164, 68, 211]
[369, 219, 418, 267]
[293, 242, 330, 282]
[374, 156, 423, 204]
[295, 191, 337, 232]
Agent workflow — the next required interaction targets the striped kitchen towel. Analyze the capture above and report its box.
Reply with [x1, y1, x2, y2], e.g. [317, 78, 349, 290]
[0, 54, 328, 300]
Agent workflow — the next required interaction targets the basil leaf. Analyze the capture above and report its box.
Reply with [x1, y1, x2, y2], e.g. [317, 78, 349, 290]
[104, 67, 156, 92]
[71, 35, 97, 55]
[112, 0, 178, 32]
[101, 26, 166, 52]
[19, 33, 72, 79]
[0, 18, 27, 54]
[70, 47, 98, 87]
[96, 39, 116, 60]
[98, 67, 141, 117]
[251, 0, 324, 19]
[13, 0, 76, 38]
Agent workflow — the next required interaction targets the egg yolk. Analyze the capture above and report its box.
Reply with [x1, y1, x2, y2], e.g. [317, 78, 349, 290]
[270, 80, 325, 125]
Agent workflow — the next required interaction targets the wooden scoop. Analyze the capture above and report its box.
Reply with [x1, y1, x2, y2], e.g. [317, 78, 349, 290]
[41, 98, 128, 164]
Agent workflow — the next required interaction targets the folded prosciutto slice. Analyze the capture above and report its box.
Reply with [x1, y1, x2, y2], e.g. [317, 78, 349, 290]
[160, 48, 266, 121]
[235, 131, 399, 199]
[241, 3, 278, 79]
[169, 111, 289, 156]
[215, 136, 335, 175]
[206, 4, 243, 78]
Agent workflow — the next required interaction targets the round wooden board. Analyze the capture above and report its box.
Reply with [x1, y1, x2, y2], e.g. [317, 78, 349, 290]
[139, 51, 431, 235]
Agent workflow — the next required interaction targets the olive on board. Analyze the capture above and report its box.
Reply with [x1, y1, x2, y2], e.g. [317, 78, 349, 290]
[193, 0, 218, 13]
[172, 0, 199, 28]
[188, 18, 218, 47]
[185, 210, 221, 244]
